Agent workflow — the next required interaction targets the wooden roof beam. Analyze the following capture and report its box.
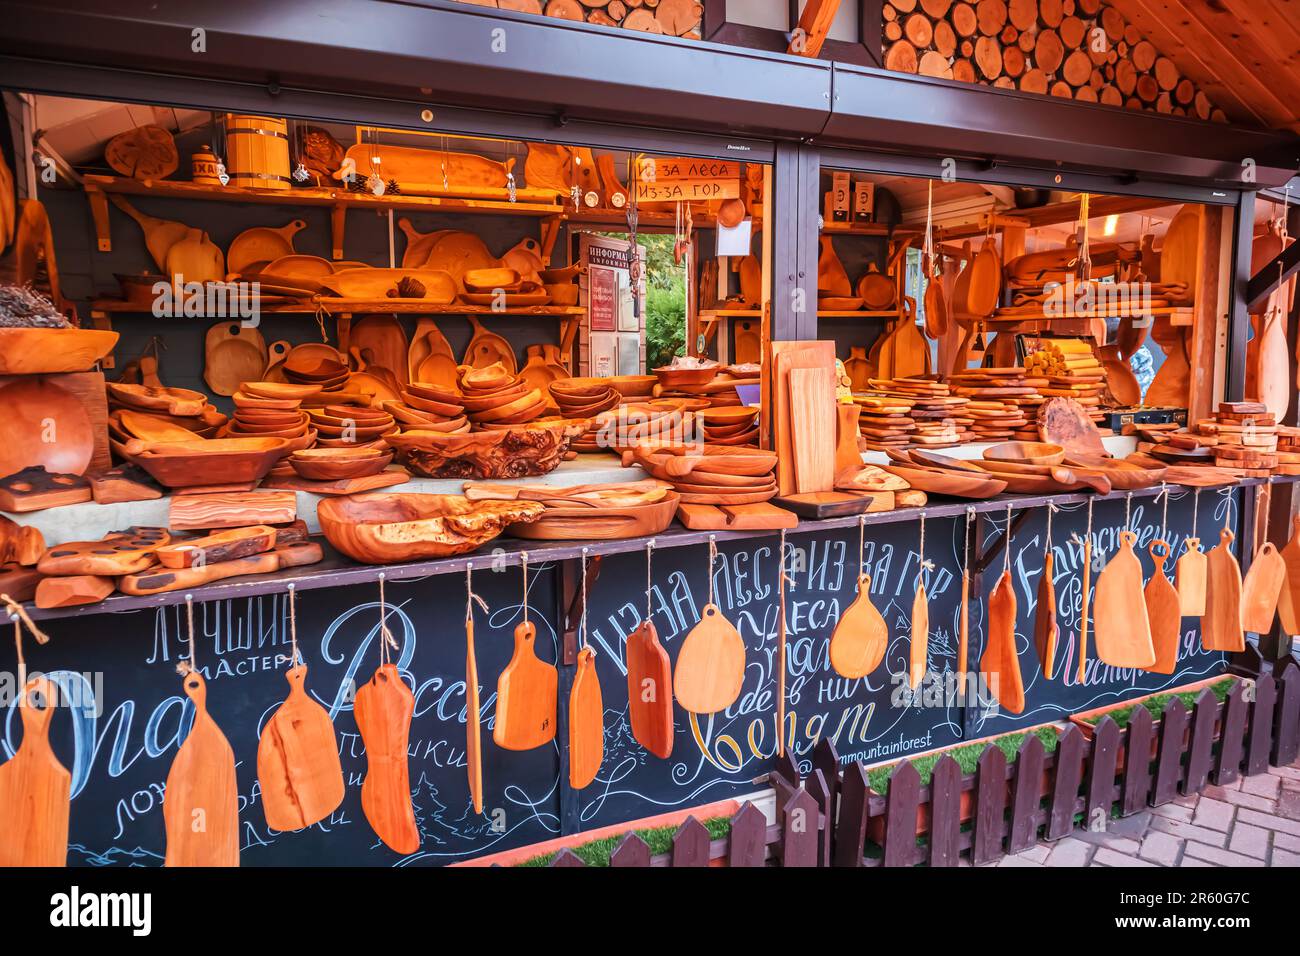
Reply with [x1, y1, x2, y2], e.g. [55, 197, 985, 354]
[1247, 240, 1300, 313]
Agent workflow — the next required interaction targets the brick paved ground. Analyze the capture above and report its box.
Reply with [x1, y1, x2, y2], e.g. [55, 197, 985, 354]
[995, 765, 1300, 867]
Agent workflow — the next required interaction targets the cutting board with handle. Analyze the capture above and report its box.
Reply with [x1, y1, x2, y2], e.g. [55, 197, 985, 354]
[494, 621, 557, 750]
[398, 220, 451, 269]
[1092, 530, 1155, 667]
[983, 569, 1025, 714]
[1241, 541, 1286, 634]
[410, 319, 458, 387]
[1033, 551, 1058, 680]
[465, 614, 483, 814]
[1145, 540, 1180, 674]
[674, 603, 745, 714]
[910, 573, 928, 690]
[568, 647, 604, 789]
[165, 228, 225, 285]
[1176, 537, 1207, 616]
[352, 314, 410, 386]
[257, 663, 345, 831]
[1278, 516, 1300, 635]
[626, 619, 673, 758]
[0, 677, 70, 866]
[204, 321, 267, 396]
[1159, 206, 1200, 289]
[1202, 528, 1244, 652]
[227, 220, 307, 275]
[109, 194, 191, 272]
[519, 345, 563, 397]
[829, 573, 887, 679]
[164, 671, 239, 866]
[734, 318, 761, 365]
[355, 663, 419, 854]
[844, 346, 871, 391]
[464, 315, 517, 373]
[817, 236, 851, 296]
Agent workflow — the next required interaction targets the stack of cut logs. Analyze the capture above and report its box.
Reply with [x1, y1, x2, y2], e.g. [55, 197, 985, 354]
[457, 0, 702, 37]
[882, 0, 1224, 122]
[1023, 338, 1106, 419]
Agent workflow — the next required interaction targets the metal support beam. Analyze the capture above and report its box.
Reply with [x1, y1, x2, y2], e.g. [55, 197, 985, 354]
[1246, 240, 1300, 314]
[1225, 190, 1257, 403]
[771, 142, 821, 341]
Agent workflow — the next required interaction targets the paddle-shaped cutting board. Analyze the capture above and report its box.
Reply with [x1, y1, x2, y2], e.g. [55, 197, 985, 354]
[1176, 538, 1207, 616]
[494, 621, 557, 750]
[1202, 528, 1244, 652]
[204, 321, 267, 396]
[257, 664, 345, 831]
[983, 570, 1025, 714]
[626, 619, 673, 758]
[1145, 541, 1180, 675]
[352, 315, 409, 385]
[1242, 541, 1286, 634]
[464, 316, 517, 373]
[355, 663, 419, 854]
[674, 603, 745, 714]
[910, 577, 928, 690]
[568, 647, 604, 789]
[466, 616, 483, 814]
[1093, 530, 1155, 668]
[164, 672, 239, 866]
[1033, 552, 1058, 680]
[829, 573, 888, 679]
[0, 677, 70, 866]
[1278, 517, 1300, 635]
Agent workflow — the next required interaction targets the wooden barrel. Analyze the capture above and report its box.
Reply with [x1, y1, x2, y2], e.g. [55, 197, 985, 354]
[222, 114, 291, 190]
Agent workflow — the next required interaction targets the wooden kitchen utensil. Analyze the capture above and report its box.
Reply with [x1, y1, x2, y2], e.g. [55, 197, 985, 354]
[1203, 526, 1245, 652]
[465, 566, 484, 814]
[258, 590, 345, 831]
[493, 620, 558, 751]
[984, 569, 1025, 715]
[355, 662, 419, 854]
[1242, 540, 1286, 634]
[910, 512, 932, 689]
[1146, 540, 1181, 674]
[674, 538, 745, 714]
[204, 321, 267, 396]
[569, 642, 603, 790]
[1176, 492, 1207, 616]
[829, 517, 888, 679]
[1093, 528, 1156, 668]
[464, 315, 517, 373]
[627, 543, 673, 758]
[165, 640, 238, 866]
[227, 219, 307, 275]
[108, 194, 191, 272]
[1033, 510, 1059, 680]
[0, 677, 70, 866]
[1278, 514, 1300, 635]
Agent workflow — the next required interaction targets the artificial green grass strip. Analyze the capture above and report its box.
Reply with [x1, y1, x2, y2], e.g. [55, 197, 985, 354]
[868, 726, 1060, 795]
[516, 815, 732, 867]
[1078, 677, 1237, 730]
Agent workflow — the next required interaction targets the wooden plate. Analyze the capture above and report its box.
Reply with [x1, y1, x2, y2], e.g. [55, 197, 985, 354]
[881, 464, 1008, 499]
[983, 441, 1066, 465]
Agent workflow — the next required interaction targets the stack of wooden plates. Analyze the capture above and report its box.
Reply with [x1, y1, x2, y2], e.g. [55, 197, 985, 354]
[550, 378, 621, 451]
[859, 379, 974, 448]
[1277, 425, 1300, 475]
[385, 382, 469, 437]
[852, 393, 916, 449]
[306, 404, 397, 449]
[463, 479, 679, 540]
[947, 368, 1045, 441]
[287, 445, 393, 481]
[575, 401, 692, 454]
[624, 443, 779, 505]
[1199, 402, 1279, 477]
[461, 363, 547, 426]
[106, 383, 228, 456]
[655, 369, 758, 408]
[282, 352, 350, 395]
[699, 406, 759, 447]
[222, 381, 319, 451]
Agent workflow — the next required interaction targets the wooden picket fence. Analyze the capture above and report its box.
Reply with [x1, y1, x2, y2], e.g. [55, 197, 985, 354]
[548, 669, 1300, 867]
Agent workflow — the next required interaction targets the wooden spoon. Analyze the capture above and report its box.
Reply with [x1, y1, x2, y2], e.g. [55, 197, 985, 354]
[355, 663, 419, 854]
[568, 647, 604, 789]
[983, 570, 1025, 714]
[1093, 530, 1156, 668]
[1242, 541, 1287, 634]
[493, 621, 557, 750]
[257, 663, 345, 831]
[1176, 536, 1207, 616]
[0, 677, 70, 866]
[1202, 528, 1245, 652]
[829, 573, 888, 679]
[674, 603, 745, 714]
[1145, 540, 1181, 674]
[164, 671, 238, 866]
[626, 619, 673, 758]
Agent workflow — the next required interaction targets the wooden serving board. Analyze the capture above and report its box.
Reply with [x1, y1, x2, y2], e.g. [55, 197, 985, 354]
[626, 620, 673, 759]
[0, 371, 110, 476]
[1202, 528, 1244, 651]
[355, 663, 420, 854]
[257, 664, 345, 831]
[168, 491, 298, 531]
[775, 491, 892, 518]
[983, 570, 1025, 714]
[155, 525, 277, 569]
[164, 672, 239, 866]
[493, 622, 557, 751]
[118, 541, 322, 596]
[568, 647, 604, 789]
[88, 464, 164, 504]
[674, 603, 745, 715]
[772, 341, 836, 496]
[258, 468, 409, 496]
[34, 574, 115, 609]
[0, 678, 70, 866]
[38, 527, 171, 576]
[1092, 530, 1155, 668]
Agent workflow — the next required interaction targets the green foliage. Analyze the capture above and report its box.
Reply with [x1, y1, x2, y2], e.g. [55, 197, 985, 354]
[867, 726, 1061, 795]
[1078, 677, 1236, 729]
[598, 231, 687, 369]
[515, 815, 732, 867]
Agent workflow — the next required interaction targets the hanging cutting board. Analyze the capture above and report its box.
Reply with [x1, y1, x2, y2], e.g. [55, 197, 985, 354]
[1159, 206, 1200, 289]
[1176, 538, 1207, 616]
[734, 319, 761, 365]
[351, 315, 410, 385]
[1146, 319, 1191, 407]
[108, 194, 191, 272]
[257, 663, 345, 831]
[923, 258, 949, 337]
[738, 256, 762, 309]
[524, 143, 573, 194]
[164, 671, 239, 866]
[398, 220, 451, 269]
[910, 574, 928, 690]
[263, 340, 291, 383]
[494, 621, 558, 751]
[1146, 540, 1180, 674]
[675, 603, 745, 714]
[829, 573, 888, 679]
[856, 262, 895, 310]
[1242, 541, 1286, 634]
[965, 237, 1001, 317]
[0, 677, 69, 866]
[204, 321, 267, 396]
[817, 236, 852, 296]
[1033, 552, 1058, 680]
[1202, 528, 1244, 652]
[1254, 242, 1293, 419]
[227, 220, 307, 275]
[568, 647, 604, 789]
[165, 228, 225, 285]
[355, 663, 419, 854]
[464, 316, 518, 373]
[1093, 530, 1156, 667]
[983, 569, 1025, 714]
[626, 619, 673, 758]
[466, 615, 483, 814]
[1278, 516, 1300, 635]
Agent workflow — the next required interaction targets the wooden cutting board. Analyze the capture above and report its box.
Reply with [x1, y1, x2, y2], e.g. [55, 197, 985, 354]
[164, 671, 239, 866]
[464, 316, 517, 373]
[169, 492, 297, 531]
[355, 663, 420, 854]
[38, 526, 170, 576]
[734, 318, 761, 365]
[1146, 540, 1181, 675]
[1033, 551, 1058, 680]
[0, 677, 70, 866]
[817, 236, 851, 296]
[1175, 537, 1207, 616]
[352, 315, 410, 386]
[675, 603, 745, 714]
[1159, 206, 1200, 289]
[398, 220, 451, 269]
[1202, 528, 1245, 652]
[910, 575, 928, 690]
[109, 194, 191, 272]
[0, 378, 95, 478]
[204, 321, 267, 396]
[165, 229, 225, 285]
[1093, 530, 1156, 667]
[568, 647, 604, 789]
[1277, 516, 1300, 635]
[119, 541, 322, 596]
[493, 621, 557, 750]
[1241, 541, 1286, 634]
[227, 220, 307, 275]
[626, 619, 673, 758]
[466, 615, 483, 814]
[772, 340, 836, 496]
[983, 569, 1025, 714]
[788, 365, 836, 494]
[844, 346, 871, 391]
[257, 663, 345, 831]
[409, 318, 458, 387]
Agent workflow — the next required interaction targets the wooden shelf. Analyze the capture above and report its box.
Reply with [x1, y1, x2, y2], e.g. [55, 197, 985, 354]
[988, 306, 1195, 324]
[822, 223, 923, 237]
[90, 299, 586, 317]
[939, 195, 1172, 241]
[698, 308, 899, 319]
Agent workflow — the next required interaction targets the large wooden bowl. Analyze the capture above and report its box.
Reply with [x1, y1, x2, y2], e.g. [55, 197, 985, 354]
[317, 493, 544, 563]
[507, 492, 680, 541]
[387, 420, 586, 479]
[0, 379, 94, 476]
[0, 328, 119, 374]
[128, 437, 290, 487]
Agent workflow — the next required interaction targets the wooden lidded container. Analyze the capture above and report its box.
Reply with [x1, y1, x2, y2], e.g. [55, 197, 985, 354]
[222, 114, 291, 190]
[190, 145, 222, 185]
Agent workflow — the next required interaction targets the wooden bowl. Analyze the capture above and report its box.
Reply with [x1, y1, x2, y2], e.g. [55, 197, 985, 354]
[107, 382, 208, 416]
[116, 409, 197, 443]
[706, 427, 759, 446]
[387, 420, 585, 479]
[983, 441, 1066, 466]
[0, 379, 94, 477]
[469, 389, 544, 423]
[383, 401, 448, 426]
[545, 283, 579, 307]
[653, 365, 718, 388]
[289, 452, 392, 481]
[317, 493, 544, 563]
[318, 268, 457, 302]
[463, 267, 522, 292]
[232, 390, 302, 411]
[312, 420, 394, 440]
[0, 327, 120, 374]
[283, 358, 348, 382]
[700, 405, 759, 426]
[405, 381, 463, 404]
[607, 375, 658, 398]
[550, 378, 613, 399]
[460, 363, 514, 392]
[508, 492, 680, 541]
[233, 408, 304, 425]
[292, 446, 386, 462]
[314, 435, 390, 451]
[228, 416, 309, 438]
[399, 415, 469, 434]
[401, 390, 467, 417]
[240, 381, 322, 401]
[324, 404, 390, 421]
[129, 437, 290, 487]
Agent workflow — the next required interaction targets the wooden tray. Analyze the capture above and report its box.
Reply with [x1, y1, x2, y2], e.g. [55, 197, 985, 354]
[506, 494, 679, 540]
[774, 491, 894, 518]
[881, 464, 1008, 499]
